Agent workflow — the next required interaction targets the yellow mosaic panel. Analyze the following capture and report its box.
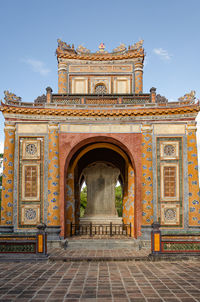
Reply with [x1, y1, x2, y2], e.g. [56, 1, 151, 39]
[1, 126, 15, 225]
[66, 168, 75, 236]
[58, 69, 67, 93]
[187, 128, 200, 226]
[47, 125, 60, 226]
[122, 164, 135, 237]
[141, 132, 154, 225]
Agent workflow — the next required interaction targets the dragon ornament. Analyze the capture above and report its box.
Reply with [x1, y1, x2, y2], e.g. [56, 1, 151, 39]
[4, 91, 21, 103]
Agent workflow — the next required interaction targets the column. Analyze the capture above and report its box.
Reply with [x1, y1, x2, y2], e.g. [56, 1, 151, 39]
[186, 122, 200, 227]
[66, 166, 75, 237]
[134, 60, 143, 93]
[0, 123, 15, 232]
[58, 60, 68, 93]
[47, 123, 60, 239]
[141, 124, 154, 226]
[46, 87, 52, 103]
[150, 87, 156, 103]
[123, 163, 135, 237]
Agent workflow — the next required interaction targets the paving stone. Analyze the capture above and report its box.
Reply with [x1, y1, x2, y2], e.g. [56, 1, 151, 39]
[0, 260, 199, 301]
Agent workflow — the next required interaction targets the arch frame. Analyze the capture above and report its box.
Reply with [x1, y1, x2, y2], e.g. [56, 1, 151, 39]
[59, 133, 142, 238]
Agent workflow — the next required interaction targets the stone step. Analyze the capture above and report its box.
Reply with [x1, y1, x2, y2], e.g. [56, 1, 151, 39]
[66, 238, 151, 250]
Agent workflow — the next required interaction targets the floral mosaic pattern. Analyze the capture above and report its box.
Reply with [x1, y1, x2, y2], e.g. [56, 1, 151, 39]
[1, 126, 15, 225]
[187, 128, 200, 226]
[47, 125, 60, 225]
[58, 69, 67, 93]
[141, 132, 154, 225]
[21, 204, 40, 225]
[134, 63, 143, 93]
[122, 164, 135, 236]
[65, 169, 75, 236]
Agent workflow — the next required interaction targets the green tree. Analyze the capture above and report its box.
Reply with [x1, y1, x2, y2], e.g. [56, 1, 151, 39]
[115, 185, 123, 217]
[80, 186, 87, 217]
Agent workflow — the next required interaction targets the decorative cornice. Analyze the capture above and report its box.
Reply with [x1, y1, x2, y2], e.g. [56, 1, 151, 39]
[56, 40, 145, 61]
[56, 49, 144, 62]
[1, 102, 199, 118]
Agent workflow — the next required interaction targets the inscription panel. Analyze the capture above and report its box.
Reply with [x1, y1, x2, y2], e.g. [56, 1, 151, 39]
[69, 64, 133, 73]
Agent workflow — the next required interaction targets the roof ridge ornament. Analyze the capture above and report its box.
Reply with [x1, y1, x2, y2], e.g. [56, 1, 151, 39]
[57, 39, 74, 51]
[97, 43, 107, 53]
[76, 45, 91, 54]
[178, 90, 196, 104]
[129, 39, 144, 51]
[4, 90, 21, 103]
[112, 43, 127, 54]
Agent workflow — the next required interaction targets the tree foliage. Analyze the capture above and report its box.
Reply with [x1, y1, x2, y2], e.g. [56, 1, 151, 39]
[80, 186, 87, 217]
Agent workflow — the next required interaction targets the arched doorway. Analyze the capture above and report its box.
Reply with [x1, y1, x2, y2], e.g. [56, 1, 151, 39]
[64, 142, 136, 238]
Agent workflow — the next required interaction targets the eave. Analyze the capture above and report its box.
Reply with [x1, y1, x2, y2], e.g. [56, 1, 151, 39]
[1, 102, 199, 118]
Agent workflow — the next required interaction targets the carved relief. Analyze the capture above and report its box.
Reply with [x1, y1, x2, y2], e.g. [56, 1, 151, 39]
[22, 140, 41, 160]
[21, 204, 40, 225]
[161, 204, 180, 225]
[160, 141, 179, 160]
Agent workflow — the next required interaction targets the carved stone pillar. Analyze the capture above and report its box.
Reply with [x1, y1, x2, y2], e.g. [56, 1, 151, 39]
[47, 123, 60, 239]
[141, 124, 154, 227]
[58, 60, 68, 93]
[134, 60, 143, 93]
[0, 123, 15, 232]
[186, 122, 200, 227]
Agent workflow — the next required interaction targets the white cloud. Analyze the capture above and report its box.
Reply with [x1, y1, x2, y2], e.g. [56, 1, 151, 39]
[153, 48, 171, 60]
[22, 58, 50, 76]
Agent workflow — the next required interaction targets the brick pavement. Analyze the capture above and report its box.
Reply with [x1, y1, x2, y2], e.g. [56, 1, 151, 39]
[0, 261, 199, 301]
[49, 247, 150, 261]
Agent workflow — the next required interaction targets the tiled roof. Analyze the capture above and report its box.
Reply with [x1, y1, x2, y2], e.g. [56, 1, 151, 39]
[1, 102, 199, 117]
[56, 49, 144, 61]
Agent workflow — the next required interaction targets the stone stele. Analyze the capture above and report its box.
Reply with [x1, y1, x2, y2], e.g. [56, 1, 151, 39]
[80, 162, 122, 224]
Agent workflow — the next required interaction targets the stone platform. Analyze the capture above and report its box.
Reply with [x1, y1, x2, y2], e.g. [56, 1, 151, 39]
[49, 238, 151, 262]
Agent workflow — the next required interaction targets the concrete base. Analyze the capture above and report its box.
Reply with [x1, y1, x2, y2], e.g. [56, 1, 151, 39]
[0, 226, 14, 233]
[47, 239, 68, 249]
[140, 225, 152, 240]
[80, 216, 123, 225]
[46, 226, 61, 241]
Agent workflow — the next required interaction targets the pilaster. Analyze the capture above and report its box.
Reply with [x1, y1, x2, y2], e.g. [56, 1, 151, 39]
[134, 60, 143, 93]
[186, 122, 200, 227]
[123, 163, 135, 237]
[47, 123, 60, 239]
[58, 60, 68, 93]
[0, 123, 16, 231]
[141, 124, 154, 226]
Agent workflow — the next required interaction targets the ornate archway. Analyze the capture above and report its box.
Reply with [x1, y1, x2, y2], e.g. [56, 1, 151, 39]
[64, 142, 136, 238]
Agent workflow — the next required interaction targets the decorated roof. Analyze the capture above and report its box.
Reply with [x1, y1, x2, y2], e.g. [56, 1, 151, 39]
[1, 100, 199, 119]
[56, 40, 145, 61]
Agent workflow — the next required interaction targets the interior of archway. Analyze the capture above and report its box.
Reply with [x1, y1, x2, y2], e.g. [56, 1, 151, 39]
[65, 143, 135, 237]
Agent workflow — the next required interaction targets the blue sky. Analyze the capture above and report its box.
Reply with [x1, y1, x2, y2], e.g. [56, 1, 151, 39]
[1, 0, 200, 153]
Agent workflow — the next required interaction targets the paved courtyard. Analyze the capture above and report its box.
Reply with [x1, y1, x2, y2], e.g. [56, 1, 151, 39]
[0, 260, 199, 302]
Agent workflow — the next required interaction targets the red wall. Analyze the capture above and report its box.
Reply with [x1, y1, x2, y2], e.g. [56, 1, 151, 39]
[59, 133, 142, 237]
